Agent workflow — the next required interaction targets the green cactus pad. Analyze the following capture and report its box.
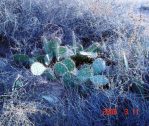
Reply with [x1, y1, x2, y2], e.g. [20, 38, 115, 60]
[80, 64, 91, 70]
[79, 51, 98, 58]
[62, 72, 80, 87]
[33, 55, 45, 64]
[43, 37, 60, 60]
[30, 62, 47, 76]
[62, 58, 75, 71]
[54, 62, 68, 77]
[77, 67, 93, 82]
[66, 46, 75, 57]
[44, 53, 53, 66]
[76, 44, 83, 52]
[90, 75, 109, 86]
[85, 42, 100, 52]
[72, 31, 77, 55]
[42, 68, 56, 81]
[92, 58, 106, 74]
[59, 46, 67, 54]
[43, 37, 61, 53]
[14, 54, 30, 64]
[59, 46, 67, 58]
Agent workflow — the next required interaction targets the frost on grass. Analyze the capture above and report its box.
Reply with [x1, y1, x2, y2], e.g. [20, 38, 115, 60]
[0, 102, 32, 126]
[0, 0, 149, 126]
[0, 101, 44, 126]
[0, 0, 129, 51]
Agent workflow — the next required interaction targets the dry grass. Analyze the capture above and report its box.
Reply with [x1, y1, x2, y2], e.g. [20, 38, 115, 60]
[0, 0, 149, 125]
[0, 100, 52, 126]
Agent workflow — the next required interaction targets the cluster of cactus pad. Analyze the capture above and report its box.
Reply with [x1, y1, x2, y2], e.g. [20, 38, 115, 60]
[13, 33, 109, 89]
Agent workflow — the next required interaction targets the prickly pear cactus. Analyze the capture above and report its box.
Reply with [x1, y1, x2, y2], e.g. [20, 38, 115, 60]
[30, 62, 47, 76]
[14, 54, 30, 64]
[62, 72, 80, 87]
[92, 58, 106, 75]
[90, 75, 109, 87]
[66, 46, 75, 57]
[59, 46, 67, 58]
[80, 64, 91, 70]
[77, 67, 93, 82]
[76, 44, 83, 53]
[42, 68, 56, 81]
[62, 58, 75, 72]
[85, 42, 100, 52]
[80, 51, 98, 58]
[44, 53, 52, 66]
[33, 55, 45, 64]
[72, 31, 77, 55]
[43, 37, 60, 60]
[54, 62, 68, 77]
[14, 34, 110, 91]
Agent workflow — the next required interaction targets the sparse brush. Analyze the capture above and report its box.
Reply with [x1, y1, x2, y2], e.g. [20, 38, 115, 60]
[0, 101, 50, 126]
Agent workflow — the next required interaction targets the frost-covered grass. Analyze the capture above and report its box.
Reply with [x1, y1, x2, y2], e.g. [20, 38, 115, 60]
[0, 0, 149, 126]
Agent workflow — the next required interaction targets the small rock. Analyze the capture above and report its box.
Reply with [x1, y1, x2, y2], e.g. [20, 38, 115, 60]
[42, 95, 59, 104]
